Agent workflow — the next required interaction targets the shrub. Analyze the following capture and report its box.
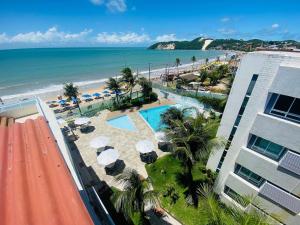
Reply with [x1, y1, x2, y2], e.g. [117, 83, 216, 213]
[131, 98, 143, 107]
[149, 92, 158, 102]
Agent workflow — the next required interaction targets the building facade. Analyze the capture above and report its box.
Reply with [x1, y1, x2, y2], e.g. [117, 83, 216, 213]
[207, 51, 300, 225]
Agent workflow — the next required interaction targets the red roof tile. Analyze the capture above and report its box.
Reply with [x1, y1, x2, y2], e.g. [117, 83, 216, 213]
[0, 116, 94, 225]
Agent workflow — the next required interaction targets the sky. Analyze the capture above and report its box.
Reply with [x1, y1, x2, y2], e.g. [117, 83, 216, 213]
[1, 0, 300, 49]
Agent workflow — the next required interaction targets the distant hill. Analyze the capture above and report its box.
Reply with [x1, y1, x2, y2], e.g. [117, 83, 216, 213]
[148, 37, 300, 51]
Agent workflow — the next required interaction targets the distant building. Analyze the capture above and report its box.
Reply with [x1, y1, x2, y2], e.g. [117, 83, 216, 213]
[207, 51, 300, 225]
[0, 98, 114, 225]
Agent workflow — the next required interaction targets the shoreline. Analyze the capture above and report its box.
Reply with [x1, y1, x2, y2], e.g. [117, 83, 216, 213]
[1, 54, 227, 103]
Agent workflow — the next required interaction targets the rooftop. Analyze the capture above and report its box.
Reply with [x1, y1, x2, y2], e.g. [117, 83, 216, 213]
[0, 116, 94, 225]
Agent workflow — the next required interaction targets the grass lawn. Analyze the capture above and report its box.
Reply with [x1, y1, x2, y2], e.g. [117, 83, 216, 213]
[146, 154, 211, 225]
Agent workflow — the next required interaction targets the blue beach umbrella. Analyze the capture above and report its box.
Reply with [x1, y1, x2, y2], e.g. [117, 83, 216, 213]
[93, 93, 101, 97]
[102, 90, 110, 94]
[57, 99, 66, 105]
[82, 94, 92, 98]
[71, 96, 78, 104]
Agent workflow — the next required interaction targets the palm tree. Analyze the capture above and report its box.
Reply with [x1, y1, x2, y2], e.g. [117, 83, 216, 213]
[205, 58, 209, 64]
[175, 58, 181, 76]
[198, 184, 273, 225]
[106, 77, 121, 104]
[160, 107, 184, 128]
[191, 56, 196, 71]
[138, 77, 152, 99]
[200, 69, 209, 83]
[121, 67, 136, 101]
[165, 113, 223, 206]
[63, 83, 82, 114]
[208, 70, 221, 86]
[114, 169, 158, 224]
[198, 184, 236, 225]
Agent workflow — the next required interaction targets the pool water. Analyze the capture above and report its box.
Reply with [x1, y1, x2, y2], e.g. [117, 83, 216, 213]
[139, 105, 171, 131]
[107, 115, 137, 131]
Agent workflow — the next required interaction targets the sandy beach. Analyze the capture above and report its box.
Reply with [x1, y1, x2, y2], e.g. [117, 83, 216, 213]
[2, 54, 227, 105]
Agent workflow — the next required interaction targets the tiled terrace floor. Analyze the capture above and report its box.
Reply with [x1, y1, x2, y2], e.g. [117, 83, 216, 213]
[73, 107, 168, 189]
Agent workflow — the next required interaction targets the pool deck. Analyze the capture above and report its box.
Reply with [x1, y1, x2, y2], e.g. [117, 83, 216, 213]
[71, 104, 171, 189]
[106, 98, 175, 120]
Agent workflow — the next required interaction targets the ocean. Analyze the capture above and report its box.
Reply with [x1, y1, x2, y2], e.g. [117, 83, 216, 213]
[0, 47, 223, 101]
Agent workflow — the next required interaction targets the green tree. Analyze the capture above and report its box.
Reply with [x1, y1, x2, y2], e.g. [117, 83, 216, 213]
[217, 64, 229, 77]
[205, 58, 209, 64]
[208, 70, 221, 85]
[198, 184, 273, 225]
[200, 69, 209, 83]
[138, 77, 152, 99]
[160, 107, 184, 128]
[191, 56, 196, 71]
[106, 77, 121, 104]
[165, 113, 222, 206]
[175, 58, 181, 75]
[114, 169, 158, 224]
[121, 67, 137, 101]
[63, 83, 82, 114]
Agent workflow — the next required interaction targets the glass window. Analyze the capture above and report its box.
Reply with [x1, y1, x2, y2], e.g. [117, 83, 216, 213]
[289, 99, 300, 115]
[235, 164, 265, 187]
[248, 134, 286, 161]
[266, 93, 300, 124]
[224, 186, 248, 207]
[273, 95, 294, 111]
[253, 137, 269, 150]
[266, 142, 284, 155]
[239, 166, 251, 177]
[234, 114, 242, 126]
[246, 74, 258, 96]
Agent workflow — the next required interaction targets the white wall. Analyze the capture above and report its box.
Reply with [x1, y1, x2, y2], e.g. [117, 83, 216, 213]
[207, 52, 300, 225]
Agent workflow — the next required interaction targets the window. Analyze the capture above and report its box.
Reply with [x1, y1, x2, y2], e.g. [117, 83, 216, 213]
[224, 186, 249, 207]
[246, 74, 258, 96]
[248, 135, 287, 161]
[266, 93, 300, 123]
[235, 164, 265, 187]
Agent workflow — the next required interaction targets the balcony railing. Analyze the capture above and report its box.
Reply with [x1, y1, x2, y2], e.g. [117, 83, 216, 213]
[259, 182, 300, 214]
[279, 150, 300, 176]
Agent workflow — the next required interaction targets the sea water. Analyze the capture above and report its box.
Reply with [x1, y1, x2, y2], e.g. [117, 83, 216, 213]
[0, 47, 223, 101]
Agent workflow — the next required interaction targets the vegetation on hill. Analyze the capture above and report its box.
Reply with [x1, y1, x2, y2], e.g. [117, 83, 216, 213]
[148, 38, 206, 50]
[148, 37, 300, 51]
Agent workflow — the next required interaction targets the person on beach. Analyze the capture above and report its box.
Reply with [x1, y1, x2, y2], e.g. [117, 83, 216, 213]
[0, 98, 4, 105]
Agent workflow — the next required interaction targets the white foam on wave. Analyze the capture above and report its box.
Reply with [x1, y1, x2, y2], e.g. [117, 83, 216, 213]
[2, 77, 108, 100]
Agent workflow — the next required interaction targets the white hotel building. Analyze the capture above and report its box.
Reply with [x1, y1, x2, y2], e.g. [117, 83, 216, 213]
[207, 51, 300, 225]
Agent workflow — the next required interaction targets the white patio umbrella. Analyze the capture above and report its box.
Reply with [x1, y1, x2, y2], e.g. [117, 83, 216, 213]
[57, 118, 66, 125]
[90, 136, 110, 149]
[136, 140, 155, 154]
[155, 131, 167, 142]
[74, 117, 90, 125]
[97, 148, 119, 166]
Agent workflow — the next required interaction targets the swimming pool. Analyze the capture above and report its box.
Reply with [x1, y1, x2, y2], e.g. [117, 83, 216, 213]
[139, 105, 171, 131]
[107, 115, 137, 131]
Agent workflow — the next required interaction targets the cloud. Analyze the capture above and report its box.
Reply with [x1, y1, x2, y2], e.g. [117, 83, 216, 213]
[90, 0, 104, 5]
[90, 0, 127, 12]
[218, 28, 236, 35]
[221, 17, 230, 23]
[96, 32, 150, 43]
[271, 23, 279, 29]
[106, 0, 127, 12]
[0, 27, 93, 44]
[155, 34, 179, 42]
[0, 33, 9, 43]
